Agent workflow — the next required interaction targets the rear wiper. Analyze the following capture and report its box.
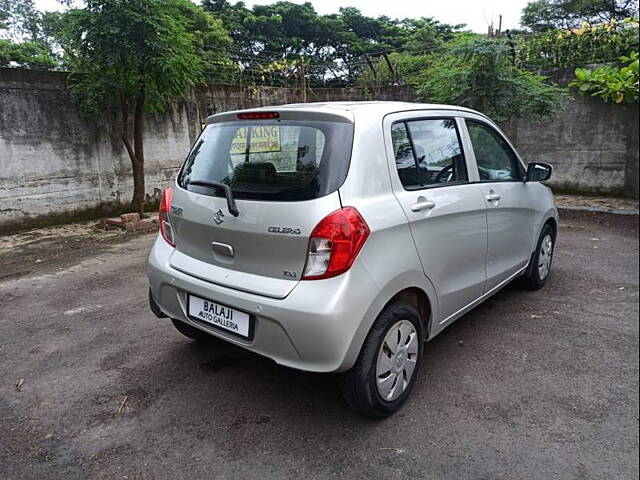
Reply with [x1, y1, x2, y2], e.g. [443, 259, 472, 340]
[187, 179, 239, 217]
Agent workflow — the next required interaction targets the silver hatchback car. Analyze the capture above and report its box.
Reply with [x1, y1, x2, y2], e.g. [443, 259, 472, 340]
[148, 102, 558, 417]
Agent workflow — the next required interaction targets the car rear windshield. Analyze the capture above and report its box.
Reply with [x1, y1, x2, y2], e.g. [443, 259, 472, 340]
[177, 119, 354, 201]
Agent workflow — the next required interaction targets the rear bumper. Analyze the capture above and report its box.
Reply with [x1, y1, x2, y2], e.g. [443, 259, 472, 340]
[147, 235, 380, 373]
[149, 289, 167, 318]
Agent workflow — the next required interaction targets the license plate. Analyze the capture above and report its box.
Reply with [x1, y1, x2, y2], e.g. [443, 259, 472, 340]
[187, 295, 251, 339]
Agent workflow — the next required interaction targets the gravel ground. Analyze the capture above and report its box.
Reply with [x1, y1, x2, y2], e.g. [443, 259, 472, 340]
[0, 210, 638, 479]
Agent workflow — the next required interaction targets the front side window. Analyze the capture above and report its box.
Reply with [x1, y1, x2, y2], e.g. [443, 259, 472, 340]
[408, 119, 467, 186]
[178, 120, 353, 201]
[391, 118, 467, 190]
[466, 120, 523, 181]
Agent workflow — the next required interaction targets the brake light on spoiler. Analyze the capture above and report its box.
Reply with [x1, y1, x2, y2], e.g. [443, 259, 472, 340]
[237, 112, 280, 120]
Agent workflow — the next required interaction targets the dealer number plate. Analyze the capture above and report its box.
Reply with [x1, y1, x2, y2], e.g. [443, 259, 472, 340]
[188, 295, 251, 339]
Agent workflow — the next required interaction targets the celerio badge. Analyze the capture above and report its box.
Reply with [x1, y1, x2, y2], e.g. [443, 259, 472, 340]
[268, 226, 301, 235]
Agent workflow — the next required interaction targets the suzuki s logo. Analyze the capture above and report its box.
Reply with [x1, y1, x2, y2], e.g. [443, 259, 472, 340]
[213, 209, 225, 225]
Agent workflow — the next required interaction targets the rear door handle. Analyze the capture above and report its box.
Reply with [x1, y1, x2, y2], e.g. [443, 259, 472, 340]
[486, 193, 501, 202]
[410, 198, 436, 212]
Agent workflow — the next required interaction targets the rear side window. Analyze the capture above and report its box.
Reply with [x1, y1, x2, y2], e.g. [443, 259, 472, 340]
[391, 118, 467, 190]
[178, 120, 353, 201]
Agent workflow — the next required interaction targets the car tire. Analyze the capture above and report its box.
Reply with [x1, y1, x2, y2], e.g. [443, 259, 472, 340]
[341, 301, 424, 418]
[171, 319, 216, 342]
[521, 223, 555, 291]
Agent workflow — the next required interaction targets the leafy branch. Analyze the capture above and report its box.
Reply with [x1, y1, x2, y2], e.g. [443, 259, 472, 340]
[569, 51, 639, 103]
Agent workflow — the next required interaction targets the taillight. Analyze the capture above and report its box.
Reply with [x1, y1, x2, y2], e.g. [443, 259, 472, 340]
[302, 207, 370, 280]
[159, 187, 175, 247]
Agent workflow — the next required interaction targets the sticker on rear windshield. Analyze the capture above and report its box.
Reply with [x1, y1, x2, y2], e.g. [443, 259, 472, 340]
[230, 126, 281, 154]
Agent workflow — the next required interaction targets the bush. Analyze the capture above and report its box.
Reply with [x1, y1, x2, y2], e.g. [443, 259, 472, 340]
[569, 52, 639, 103]
[418, 36, 566, 125]
[516, 18, 639, 71]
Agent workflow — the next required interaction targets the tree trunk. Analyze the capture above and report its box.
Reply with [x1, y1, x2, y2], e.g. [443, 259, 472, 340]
[132, 92, 146, 216]
[120, 92, 146, 216]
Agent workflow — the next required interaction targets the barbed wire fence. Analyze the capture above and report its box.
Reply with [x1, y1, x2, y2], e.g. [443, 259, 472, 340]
[205, 48, 403, 91]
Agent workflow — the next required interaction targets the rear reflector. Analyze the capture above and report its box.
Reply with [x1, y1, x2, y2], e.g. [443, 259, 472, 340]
[159, 187, 175, 247]
[237, 112, 280, 120]
[302, 207, 370, 280]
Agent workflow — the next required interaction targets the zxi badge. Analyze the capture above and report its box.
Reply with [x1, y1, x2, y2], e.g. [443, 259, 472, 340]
[213, 209, 225, 225]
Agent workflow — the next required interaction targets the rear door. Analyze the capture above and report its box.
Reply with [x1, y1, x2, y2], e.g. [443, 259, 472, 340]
[384, 112, 488, 323]
[168, 110, 354, 299]
[461, 117, 538, 291]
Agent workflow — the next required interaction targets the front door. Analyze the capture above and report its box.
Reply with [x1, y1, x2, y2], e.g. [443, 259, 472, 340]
[463, 119, 538, 291]
[385, 115, 488, 323]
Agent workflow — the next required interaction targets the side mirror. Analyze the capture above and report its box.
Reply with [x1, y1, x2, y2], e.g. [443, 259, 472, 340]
[526, 162, 552, 182]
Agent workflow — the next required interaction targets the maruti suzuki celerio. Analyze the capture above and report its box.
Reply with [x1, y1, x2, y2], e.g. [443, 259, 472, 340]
[148, 102, 558, 417]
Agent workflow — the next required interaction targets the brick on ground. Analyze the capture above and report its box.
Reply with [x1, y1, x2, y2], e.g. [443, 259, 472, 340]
[101, 213, 157, 231]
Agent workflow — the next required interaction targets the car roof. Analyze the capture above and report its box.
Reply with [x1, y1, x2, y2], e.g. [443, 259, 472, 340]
[272, 101, 479, 116]
[206, 101, 490, 124]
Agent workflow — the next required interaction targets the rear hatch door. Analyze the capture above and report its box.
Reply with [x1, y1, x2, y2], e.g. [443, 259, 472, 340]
[168, 109, 354, 299]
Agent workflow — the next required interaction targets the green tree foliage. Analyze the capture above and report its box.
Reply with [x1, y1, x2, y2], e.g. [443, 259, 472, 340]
[0, 0, 39, 40]
[57, 0, 230, 214]
[569, 51, 639, 103]
[0, 0, 59, 68]
[522, 0, 639, 31]
[202, 1, 464, 86]
[418, 35, 565, 125]
[0, 38, 57, 68]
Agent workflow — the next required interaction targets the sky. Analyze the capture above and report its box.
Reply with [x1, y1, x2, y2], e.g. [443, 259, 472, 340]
[33, 0, 530, 33]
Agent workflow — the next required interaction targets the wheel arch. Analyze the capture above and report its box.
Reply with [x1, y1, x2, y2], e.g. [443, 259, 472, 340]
[532, 207, 559, 254]
[386, 287, 434, 340]
[544, 216, 558, 239]
[339, 270, 438, 372]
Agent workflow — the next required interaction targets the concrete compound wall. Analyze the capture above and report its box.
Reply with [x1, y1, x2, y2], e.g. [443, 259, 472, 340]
[0, 68, 638, 230]
[0, 69, 201, 231]
[505, 95, 639, 199]
[193, 83, 415, 118]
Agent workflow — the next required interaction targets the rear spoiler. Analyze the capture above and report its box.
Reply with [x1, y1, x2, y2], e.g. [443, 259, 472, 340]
[206, 107, 354, 125]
